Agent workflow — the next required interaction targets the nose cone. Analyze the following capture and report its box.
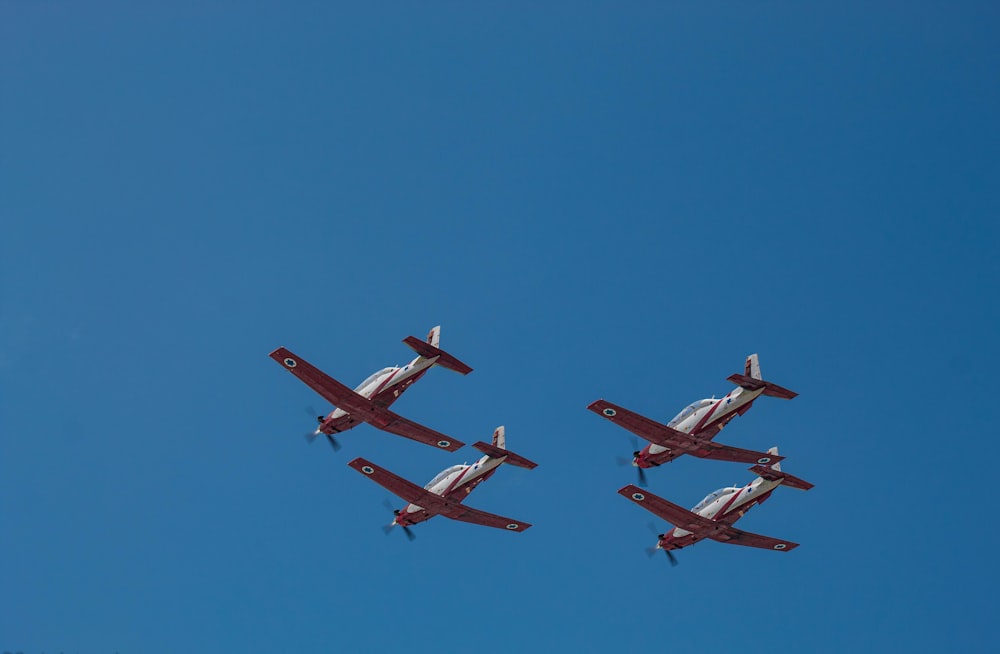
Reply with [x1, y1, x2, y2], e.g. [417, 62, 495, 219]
[633, 453, 651, 469]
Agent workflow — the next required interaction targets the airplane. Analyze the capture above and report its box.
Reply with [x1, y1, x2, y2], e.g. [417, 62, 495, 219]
[347, 426, 536, 539]
[269, 326, 472, 452]
[618, 447, 812, 566]
[588, 354, 796, 485]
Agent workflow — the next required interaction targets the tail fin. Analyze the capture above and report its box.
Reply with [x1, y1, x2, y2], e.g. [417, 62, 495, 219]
[402, 326, 473, 375]
[473, 428, 537, 469]
[727, 354, 797, 399]
[492, 425, 505, 449]
[426, 326, 441, 348]
[766, 446, 781, 472]
[748, 447, 813, 491]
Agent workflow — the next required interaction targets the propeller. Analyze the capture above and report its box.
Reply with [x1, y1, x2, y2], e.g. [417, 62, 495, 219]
[302, 407, 340, 451]
[381, 500, 416, 541]
[644, 523, 678, 566]
[616, 436, 648, 487]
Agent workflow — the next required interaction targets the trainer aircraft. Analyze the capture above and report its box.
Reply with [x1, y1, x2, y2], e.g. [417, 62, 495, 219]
[619, 447, 812, 566]
[589, 354, 795, 485]
[270, 326, 471, 452]
[348, 426, 536, 539]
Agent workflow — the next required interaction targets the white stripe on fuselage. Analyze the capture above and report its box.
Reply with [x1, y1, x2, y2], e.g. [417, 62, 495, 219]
[327, 356, 440, 420]
[671, 476, 781, 538]
[646, 386, 764, 456]
[403, 454, 505, 515]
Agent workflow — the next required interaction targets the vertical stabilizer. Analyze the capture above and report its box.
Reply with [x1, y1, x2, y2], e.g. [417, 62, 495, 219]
[492, 425, 506, 449]
[745, 354, 762, 380]
[766, 446, 781, 472]
[426, 326, 441, 348]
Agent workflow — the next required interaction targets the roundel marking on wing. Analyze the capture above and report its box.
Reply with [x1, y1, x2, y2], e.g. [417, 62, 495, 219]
[361, 466, 375, 475]
[437, 440, 451, 448]
[757, 457, 771, 464]
[774, 543, 787, 550]
[506, 523, 519, 530]
[631, 492, 646, 501]
[283, 358, 297, 368]
[603, 408, 617, 417]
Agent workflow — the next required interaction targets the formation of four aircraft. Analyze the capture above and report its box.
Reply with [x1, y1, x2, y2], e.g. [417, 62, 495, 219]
[270, 326, 812, 563]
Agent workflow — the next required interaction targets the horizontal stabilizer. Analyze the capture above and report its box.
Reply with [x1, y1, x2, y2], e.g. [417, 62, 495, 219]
[402, 336, 473, 375]
[472, 441, 538, 469]
[727, 374, 797, 400]
[748, 464, 814, 491]
[698, 442, 785, 465]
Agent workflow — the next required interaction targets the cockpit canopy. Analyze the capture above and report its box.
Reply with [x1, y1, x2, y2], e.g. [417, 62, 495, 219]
[667, 398, 716, 427]
[424, 465, 465, 490]
[691, 487, 739, 513]
[354, 367, 395, 392]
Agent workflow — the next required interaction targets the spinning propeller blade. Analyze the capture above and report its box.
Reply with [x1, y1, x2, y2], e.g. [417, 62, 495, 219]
[300, 406, 339, 450]
[380, 500, 415, 541]
[644, 522, 677, 566]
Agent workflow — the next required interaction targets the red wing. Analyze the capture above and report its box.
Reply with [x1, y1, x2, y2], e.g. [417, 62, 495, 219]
[270, 347, 375, 418]
[588, 400, 693, 448]
[376, 411, 465, 452]
[694, 441, 785, 465]
[444, 505, 531, 532]
[713, 525, 800, 552]
[347, 458, 450, 513]
[618, 485, 717, 535]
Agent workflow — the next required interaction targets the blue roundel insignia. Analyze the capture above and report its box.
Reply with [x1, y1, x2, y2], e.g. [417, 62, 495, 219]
[603, 408, 617, 417]
[774, 543, 787, 550]
[361, 466, 375, 475]
[506, 523, 519, 530]
[284, 358, 297, 368]
[437, 440, 450, 448]
[758, 457, 771, 464]
[632, 492, 645, 501]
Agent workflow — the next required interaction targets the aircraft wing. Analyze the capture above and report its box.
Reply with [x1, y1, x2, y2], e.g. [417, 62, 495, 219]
[588, 400, 694, 449]
[373, 411, 464, 452]
[443, 505, 532, 532]
[618, 485, 719, 534]
[269, 347, 376, 418]
[347, 458, 451, 513]
[712, 525, 800, 552]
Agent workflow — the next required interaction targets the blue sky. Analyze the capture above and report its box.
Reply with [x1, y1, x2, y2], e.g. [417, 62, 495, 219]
[2, 2, 998, 652]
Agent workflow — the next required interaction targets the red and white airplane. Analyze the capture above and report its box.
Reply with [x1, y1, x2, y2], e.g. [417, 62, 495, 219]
[588, 354, 797, 485]
[269, 326, 472, 452]
[347, 426, 537, 540]
[619, 447, 813, 566]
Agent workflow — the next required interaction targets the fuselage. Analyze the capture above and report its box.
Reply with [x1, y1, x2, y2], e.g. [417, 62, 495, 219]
[657, 476, 780, 551]
[393, 454, 506, 527]
[637, 384, 764, 467]
[319, 354, 438, 433]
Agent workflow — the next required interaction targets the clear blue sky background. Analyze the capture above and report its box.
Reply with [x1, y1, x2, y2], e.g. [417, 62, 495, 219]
[3, 2, 998, 652]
